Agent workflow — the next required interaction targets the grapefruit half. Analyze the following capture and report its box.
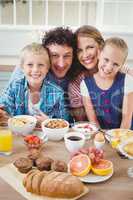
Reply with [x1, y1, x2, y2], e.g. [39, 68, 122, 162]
[91, 159, 113, 176]
[69, 154, 91, 177]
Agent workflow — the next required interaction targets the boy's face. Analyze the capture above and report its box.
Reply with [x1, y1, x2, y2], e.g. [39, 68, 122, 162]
[98, 44, 125, 79]
[47, 44, 73, 79]
[22, 52, 50, 89]
[77, 36, 100, 70]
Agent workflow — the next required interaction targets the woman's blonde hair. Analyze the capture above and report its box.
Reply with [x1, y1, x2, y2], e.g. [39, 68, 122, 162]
[20, 42, 50, 67]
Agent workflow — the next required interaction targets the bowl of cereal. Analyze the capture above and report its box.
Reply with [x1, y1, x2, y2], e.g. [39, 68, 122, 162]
[8, 115, 37, 136]
[41, 118, 69, 141]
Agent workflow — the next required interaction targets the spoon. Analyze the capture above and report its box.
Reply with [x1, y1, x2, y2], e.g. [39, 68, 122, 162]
[97, 128, 113, 138]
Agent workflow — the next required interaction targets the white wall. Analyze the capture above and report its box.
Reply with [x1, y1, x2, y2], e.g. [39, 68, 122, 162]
[0, 29, 133, 67]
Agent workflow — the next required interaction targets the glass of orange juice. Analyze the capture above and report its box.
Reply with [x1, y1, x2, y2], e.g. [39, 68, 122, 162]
[0, 128, 13, 155]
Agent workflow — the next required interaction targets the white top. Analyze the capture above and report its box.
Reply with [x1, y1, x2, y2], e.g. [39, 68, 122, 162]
[80, 74, 133, 97]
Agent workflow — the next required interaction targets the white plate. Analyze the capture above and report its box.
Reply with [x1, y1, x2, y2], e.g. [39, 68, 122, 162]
[68, 163, 113, 183]
[31, 130, 48, 142]
[118, 138, 133, 160]
[105, 129, 133, 143]
[79, 171, 113, 183]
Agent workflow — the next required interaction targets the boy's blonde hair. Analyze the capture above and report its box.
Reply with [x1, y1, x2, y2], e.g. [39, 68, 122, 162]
[20, 42, 50, 67]
[104, 37, 128, 64]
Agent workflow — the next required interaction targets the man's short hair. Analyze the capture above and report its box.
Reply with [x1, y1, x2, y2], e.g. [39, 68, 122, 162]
[42, 27, 76, 51]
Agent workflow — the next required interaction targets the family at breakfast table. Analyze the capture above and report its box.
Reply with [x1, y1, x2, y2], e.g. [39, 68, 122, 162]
[0, 25, 133, 131]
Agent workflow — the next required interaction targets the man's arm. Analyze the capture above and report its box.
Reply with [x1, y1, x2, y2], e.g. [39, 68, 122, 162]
[8, 66, 24, 85]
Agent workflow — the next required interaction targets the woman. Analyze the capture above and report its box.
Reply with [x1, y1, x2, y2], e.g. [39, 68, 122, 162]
[68, 25, 104, 121]
[68, 25, 133, 122]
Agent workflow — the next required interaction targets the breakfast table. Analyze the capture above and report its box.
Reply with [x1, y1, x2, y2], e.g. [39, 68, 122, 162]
[0, 135, 133, 200]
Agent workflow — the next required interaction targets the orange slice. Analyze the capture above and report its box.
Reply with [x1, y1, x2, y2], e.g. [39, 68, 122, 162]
[69, 154, 91, 177]
[91, 159, 113, 176]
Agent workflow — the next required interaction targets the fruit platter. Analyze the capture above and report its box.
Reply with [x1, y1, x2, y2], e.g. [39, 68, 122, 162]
[68, 147, 113, 183]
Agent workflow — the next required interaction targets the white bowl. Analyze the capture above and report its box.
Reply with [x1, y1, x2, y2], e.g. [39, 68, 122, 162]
[72, 122, 98, 139]
[8, 115, 37, 136]
[41, 118, 69, 141]
[64, 131, 85, 153]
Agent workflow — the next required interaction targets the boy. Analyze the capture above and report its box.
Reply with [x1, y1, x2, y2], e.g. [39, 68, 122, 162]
[0, 43, 69, 122]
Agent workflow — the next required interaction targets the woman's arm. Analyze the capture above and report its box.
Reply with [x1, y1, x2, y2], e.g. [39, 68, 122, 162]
[120, 92, 133, 129]
[121, 65, 133, 77]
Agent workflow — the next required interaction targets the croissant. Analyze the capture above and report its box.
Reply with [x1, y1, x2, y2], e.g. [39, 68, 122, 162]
[124, 143, 133, 156]
[23, 169, 84, 198]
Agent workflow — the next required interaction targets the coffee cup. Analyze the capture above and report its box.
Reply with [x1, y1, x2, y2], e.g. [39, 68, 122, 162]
[64, 131, 85, 153]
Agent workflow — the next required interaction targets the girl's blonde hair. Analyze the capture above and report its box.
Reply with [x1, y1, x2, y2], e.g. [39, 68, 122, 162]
[75, 25, 104, 49]
[104, 37, 128, 63]
[20, 42, 50, 66]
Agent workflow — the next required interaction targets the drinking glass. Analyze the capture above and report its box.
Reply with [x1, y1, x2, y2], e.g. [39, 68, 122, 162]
[127, 167, 133, 178]
[0, 128, 13, 155]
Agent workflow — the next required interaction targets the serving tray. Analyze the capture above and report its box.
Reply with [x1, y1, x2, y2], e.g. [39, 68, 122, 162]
[0, 164, 89, 200]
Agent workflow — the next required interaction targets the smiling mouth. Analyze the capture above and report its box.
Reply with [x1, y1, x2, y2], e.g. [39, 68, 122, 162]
[31, 75, 41, 79]
[55, 67, 66, 72]
[101, 68, 112, 75]
[82, 57, 94, 65]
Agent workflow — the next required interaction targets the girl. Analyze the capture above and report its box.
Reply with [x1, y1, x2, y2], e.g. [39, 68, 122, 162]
[81, 37, 133, 129]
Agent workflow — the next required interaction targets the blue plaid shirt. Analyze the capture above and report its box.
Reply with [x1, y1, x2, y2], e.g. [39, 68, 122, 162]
[0, 77, 70, 121]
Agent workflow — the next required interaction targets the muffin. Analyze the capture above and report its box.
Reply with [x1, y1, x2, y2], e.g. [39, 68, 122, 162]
[35, 156, 54, 171]
[14, 157, 33, 173]
[28, 148, 41, 166]
[51, 160, 68, 172]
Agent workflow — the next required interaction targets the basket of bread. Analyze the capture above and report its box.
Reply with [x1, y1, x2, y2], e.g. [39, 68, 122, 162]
[13, 153, 89, 199]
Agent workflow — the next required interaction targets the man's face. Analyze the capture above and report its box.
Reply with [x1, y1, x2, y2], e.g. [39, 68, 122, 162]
[47, 44, 73, 79]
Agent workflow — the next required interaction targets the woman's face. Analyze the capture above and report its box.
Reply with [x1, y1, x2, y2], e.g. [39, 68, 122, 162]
[77, 36, 100, 70]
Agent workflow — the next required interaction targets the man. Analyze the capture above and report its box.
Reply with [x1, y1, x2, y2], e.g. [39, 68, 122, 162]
[9, 27, 76, 91]
[0, 27, 76, 123]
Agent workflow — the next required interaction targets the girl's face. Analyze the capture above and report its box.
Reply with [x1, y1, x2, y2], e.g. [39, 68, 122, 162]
[98, 45, 124, 79]
[22, 52, 50, 90]
[77, 36, 100, 70]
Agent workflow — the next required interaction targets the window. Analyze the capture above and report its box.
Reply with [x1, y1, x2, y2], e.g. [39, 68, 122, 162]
[0, 0, 132, 32]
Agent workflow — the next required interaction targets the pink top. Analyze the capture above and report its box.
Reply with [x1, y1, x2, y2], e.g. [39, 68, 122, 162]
[68, 72, 85, 108]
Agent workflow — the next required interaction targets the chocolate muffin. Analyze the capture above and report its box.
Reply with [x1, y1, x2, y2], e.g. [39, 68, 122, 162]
[35, 156, 54, 171]
[51, 160, 68, 172]
[28, 148, 41, 166]
[14, 157, 33, 173]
